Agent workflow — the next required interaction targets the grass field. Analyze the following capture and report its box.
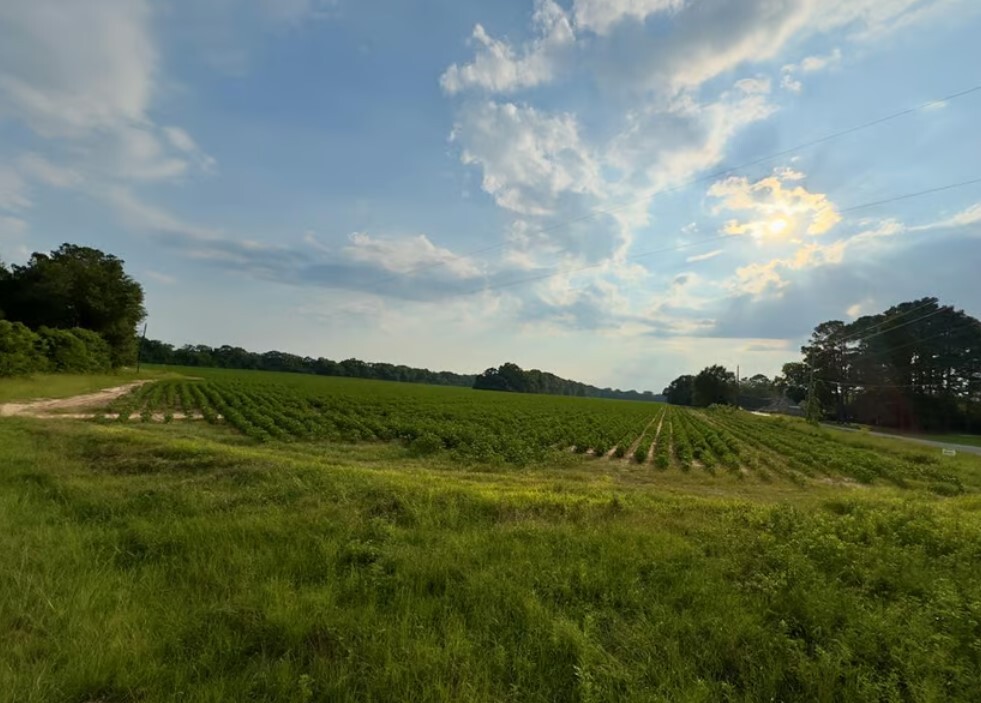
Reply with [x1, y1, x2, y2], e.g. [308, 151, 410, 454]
[0, 369, 168, 404]
[3, 368, 981, 702]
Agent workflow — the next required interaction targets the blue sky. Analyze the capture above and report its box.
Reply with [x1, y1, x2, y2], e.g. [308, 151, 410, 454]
[1, 0, 980, 391]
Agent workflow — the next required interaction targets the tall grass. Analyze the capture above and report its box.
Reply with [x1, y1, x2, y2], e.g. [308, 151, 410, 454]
[2, 419, 980, 701]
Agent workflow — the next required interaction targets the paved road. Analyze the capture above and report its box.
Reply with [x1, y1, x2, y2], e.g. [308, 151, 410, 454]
[823, 424, 981, 456]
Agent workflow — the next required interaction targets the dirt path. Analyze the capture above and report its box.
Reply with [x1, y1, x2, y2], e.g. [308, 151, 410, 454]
[646, 410, 666, 463]
[0, 381, 150, 418]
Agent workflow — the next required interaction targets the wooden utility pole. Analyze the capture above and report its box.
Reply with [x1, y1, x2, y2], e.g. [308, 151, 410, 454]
[136, 323, 148, 374]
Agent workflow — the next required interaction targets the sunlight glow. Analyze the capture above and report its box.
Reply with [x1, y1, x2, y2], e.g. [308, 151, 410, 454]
[767, 216, 790, 237]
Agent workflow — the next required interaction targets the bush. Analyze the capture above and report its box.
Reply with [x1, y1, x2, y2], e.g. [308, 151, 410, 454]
[35, 327, 113, 373]
[0, 320, 44, 376]
[408, 432, 444, 457]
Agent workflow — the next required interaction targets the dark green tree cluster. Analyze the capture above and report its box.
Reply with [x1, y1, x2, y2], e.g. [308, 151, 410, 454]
[661, 298, 981, 432]
[140, 339, 477, 387]
[473, 362, 658, 401]
[0, 321, 114, 376]
[798, 298, 981, 431]
[662, 366, 739, 407]
[0, 244, 145, 370]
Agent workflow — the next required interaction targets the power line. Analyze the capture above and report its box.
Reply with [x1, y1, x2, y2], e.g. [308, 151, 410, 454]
[450, 176, 981, 299]
[813, 318, 981, 390]
[830, 299, 938, 345]
[372, 84, 981, 285]
[837, 305, 950, 346]
[838, 177, 981, 214]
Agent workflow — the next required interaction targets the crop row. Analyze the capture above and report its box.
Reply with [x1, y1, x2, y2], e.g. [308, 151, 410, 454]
[105, 375, 966, 489]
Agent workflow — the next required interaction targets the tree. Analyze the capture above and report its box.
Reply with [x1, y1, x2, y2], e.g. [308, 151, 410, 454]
[787, 298, 981, 431]
[779, 362, 810, 404]
[693, 365, 736, 407]
[663, 375, 695, 406]
[0, 244, 146, 366]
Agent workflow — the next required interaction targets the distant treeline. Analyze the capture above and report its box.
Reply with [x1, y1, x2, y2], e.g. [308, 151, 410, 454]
[474, 362, 660, 402]
[663, 297, 981, 433]
[140, 339, 476, 387]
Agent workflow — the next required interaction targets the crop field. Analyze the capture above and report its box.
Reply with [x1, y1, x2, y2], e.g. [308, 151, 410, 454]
[4, 368, 981, 702]
[107, 368, 969, 493]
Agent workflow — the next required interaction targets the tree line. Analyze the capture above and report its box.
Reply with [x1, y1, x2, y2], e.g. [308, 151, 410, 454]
[473, 362, 660, 401]
[0, 245, 145, 376]
[662, 297, 981, 432]
[139, 339, 477, 387]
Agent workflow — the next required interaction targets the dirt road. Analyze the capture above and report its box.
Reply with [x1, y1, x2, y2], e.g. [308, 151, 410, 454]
[0, 381, 149, 418]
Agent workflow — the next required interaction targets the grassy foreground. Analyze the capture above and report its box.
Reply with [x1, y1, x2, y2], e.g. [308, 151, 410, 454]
[2, 418, 981, 702]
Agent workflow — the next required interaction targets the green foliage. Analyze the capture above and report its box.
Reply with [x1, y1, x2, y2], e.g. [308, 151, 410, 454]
[473, 361, 657, 401]
[692, 364, 736, 407]
[0, 243, 145, 367]
[35, 327, 112, 373]
[798, 298, 981, 431]
[0, 320, 44, 376]
[3, 418, 981, 701]
[662, 374, 694, 406]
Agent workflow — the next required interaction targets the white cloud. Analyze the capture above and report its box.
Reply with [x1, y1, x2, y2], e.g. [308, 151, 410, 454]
[343, 233, 482, 278]
[0, 0, 211, 190]
[452, 101, 603, 216]
[913, 202, 981, 231]
[709, 169, 842, 241]
[686, 249, 724, 263]
[608, 90, 777, 194]
[440, 0, 574, 94]
[730, 241, 847, 298]
[781, 47, 842, 92]
[0, 0, 155, 137]
[572, 0, 685, 35]
[734, 76, 772, 95]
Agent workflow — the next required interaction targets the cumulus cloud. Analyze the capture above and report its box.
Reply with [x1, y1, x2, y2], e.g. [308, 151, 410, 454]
[729, 241, 847, 298]
[452, 101, 603, 216]
[608, 89, 777, 193]
[572, 0, 685, 36]
[781, 47, 842, 92]
[709, 169, 842, 241]
[440, 0, 574, 94]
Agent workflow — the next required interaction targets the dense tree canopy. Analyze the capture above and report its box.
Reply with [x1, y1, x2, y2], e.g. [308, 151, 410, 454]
[662, 375, 695, 406]
[473, 363, 658, 401]
[693, 365, 737, 407]
[662, 366, 739, 408]
[140, 339, 477, 387]
[662, 298, 981, 432]
[0, 244, 145, 366]
[800, 298, 981, 431]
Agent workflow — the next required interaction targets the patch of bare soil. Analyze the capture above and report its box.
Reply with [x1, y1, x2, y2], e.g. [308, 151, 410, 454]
[0, 381, 150, 418]
[646, 413, 666, 464]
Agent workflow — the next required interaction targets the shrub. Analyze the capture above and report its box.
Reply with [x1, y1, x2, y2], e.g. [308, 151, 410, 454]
[408, 433, 444, 457]
[0, 320, 44, 376]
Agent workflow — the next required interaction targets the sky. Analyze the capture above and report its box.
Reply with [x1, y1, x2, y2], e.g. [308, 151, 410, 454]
[1, 0, 980, 392]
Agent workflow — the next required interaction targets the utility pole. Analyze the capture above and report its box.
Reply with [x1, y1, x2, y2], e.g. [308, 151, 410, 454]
[136, 322, 148, 374]
[736, 364, 740, 409]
